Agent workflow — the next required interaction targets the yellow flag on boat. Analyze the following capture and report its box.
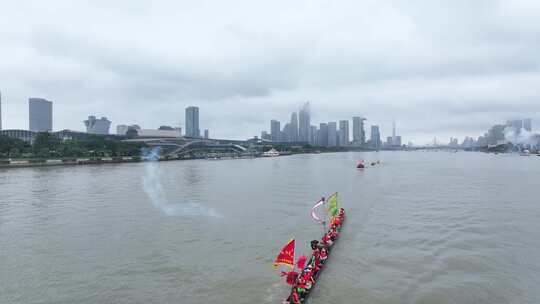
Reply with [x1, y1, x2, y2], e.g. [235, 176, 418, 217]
[327, 192, 338, 217]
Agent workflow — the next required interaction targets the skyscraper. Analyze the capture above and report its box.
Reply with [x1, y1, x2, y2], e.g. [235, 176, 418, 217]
[84, 116, 111, 134]
[298, 102, 310, 143]
[339, 120, 349, 146]
[352, 117, 366, 146]
[204, 129, 209, 139]
[290, 112, 299, 142]
[370, 125, 381, 150]
[310, 125, 318, 145]
[270, 120, 281, 141]
[282, 123, 291, 142]
[524, 118, 532, 132]
[185, 106, 200, 138]
[506, 119, 523, 132]
[319, 123, 328, 147]
[328, 122, 337, 147]
[29, 98, 53, 132]
[392, 119, 396, 145]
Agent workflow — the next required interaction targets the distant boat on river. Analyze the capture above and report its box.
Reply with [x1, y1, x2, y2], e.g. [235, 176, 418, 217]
[262, 148, 280, 157]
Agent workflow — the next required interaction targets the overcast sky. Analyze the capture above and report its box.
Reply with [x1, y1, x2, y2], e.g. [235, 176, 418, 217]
[1, 0, 539, 143]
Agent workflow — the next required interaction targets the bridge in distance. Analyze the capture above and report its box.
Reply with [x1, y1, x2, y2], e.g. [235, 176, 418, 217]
[123, 137, 251, 157]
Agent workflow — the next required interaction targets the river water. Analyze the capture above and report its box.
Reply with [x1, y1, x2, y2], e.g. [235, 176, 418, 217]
[1, 152, 540, 304]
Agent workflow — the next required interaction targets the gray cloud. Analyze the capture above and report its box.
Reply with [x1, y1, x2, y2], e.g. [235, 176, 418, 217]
[0, 0, 539, 143]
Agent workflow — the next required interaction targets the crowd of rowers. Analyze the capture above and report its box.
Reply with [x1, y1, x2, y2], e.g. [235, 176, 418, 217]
[282, 208, 346, 304]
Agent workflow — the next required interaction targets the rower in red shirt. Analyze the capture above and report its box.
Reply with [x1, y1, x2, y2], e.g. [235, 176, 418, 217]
[332, 216, 341, 227]
[303, 272, 312, 288]
[339, 209, 345, 221]
[322, 233, 333, 246]
[312, 248, 320, 260]
[296, 278, 307, 295]
[329, 226, 339, 240]
[313, 258, 321, 273]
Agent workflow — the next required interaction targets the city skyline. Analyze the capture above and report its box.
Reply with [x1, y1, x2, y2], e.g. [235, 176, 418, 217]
[1, 2, 539, 143]
[0, 95, 540, 150]
[1, 89, 536, 145]
[0, 89, 535, 146]
[0, 93, 536, 146]
[261, 102, 402, 148]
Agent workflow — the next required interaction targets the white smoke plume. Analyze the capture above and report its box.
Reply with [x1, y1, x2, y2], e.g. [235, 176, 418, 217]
[141, 147, 222, 217]
[504, 127, 538, 146]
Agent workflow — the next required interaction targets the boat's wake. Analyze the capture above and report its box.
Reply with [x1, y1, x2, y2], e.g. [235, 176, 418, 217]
[142, 147, 222, 218]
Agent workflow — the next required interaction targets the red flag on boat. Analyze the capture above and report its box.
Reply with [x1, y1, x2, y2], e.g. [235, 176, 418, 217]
[273, 239, 295, 268]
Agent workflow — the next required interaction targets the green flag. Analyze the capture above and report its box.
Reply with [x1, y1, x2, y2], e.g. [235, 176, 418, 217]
[327, 193, 338, 217]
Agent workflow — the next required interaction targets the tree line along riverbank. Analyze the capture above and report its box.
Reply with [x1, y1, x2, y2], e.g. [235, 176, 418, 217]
[0, 133, 147, 159]
[0, 132, 150, 168]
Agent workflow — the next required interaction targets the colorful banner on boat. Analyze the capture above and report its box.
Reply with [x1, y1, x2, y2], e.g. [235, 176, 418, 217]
[311, 199, 325, 223]
[296, 255, 307, 270]
[327, 192, 338, 217]
[273, 239, 295, 268]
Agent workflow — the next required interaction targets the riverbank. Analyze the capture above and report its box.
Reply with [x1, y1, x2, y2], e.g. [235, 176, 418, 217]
[3, 150, 538, 169]
[0, 151, 298, 169]
[0, 156, 143, 169]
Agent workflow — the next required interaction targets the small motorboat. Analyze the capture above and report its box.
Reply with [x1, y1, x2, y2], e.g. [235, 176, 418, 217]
[356, 160, 365, 169]
[262, 148, 280, 157]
